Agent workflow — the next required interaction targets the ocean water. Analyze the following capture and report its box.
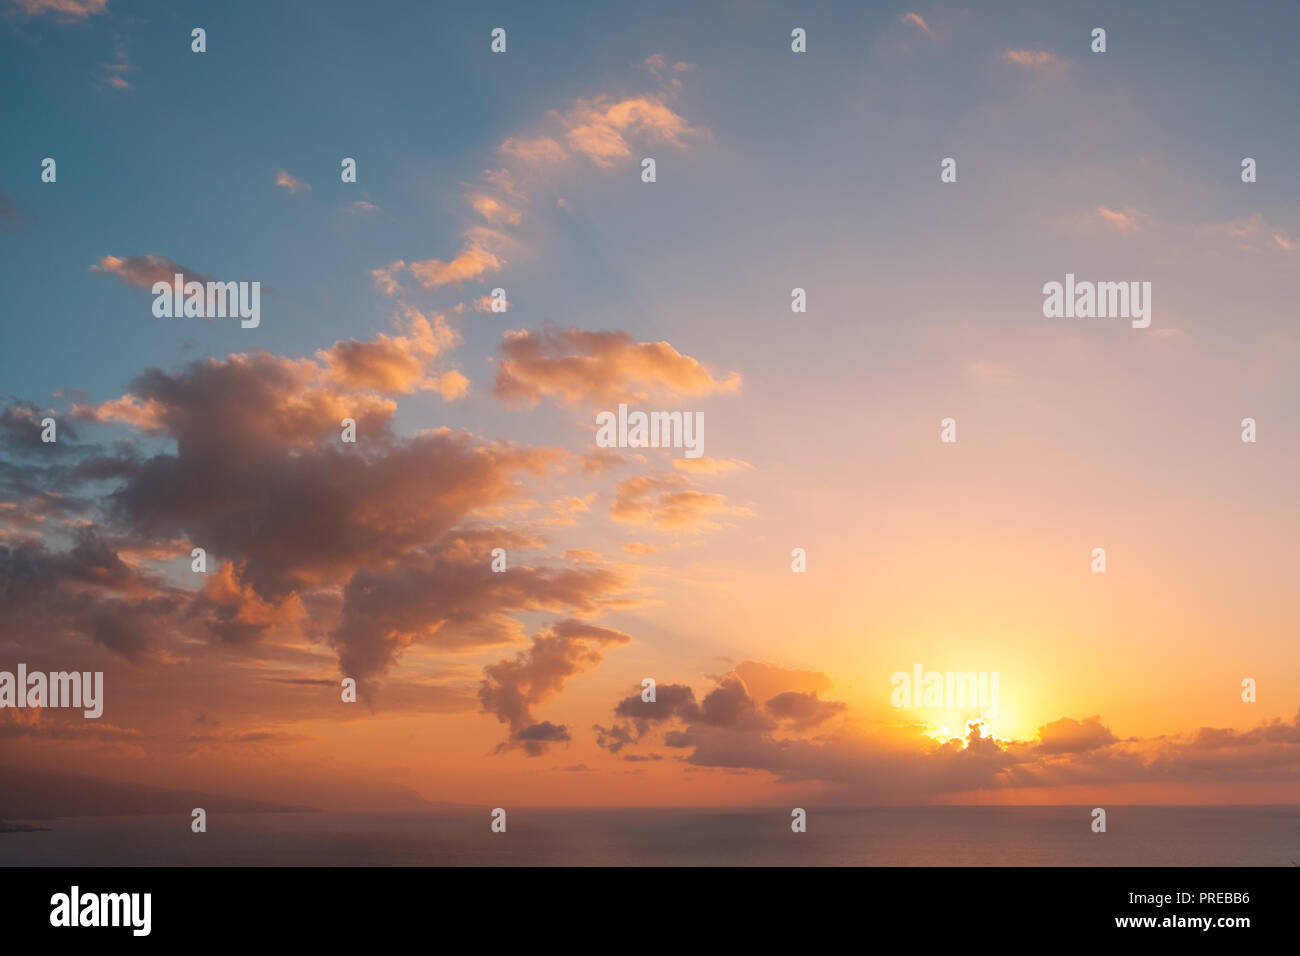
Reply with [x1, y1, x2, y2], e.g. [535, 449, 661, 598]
[2, 806, 1298, 866]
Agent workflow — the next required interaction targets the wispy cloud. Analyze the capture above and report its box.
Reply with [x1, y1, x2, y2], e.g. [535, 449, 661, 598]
[560, 95, 700, 167]
[610, 473, 753, 533]
[13, 0, 107, 19]
[1196, 212, 1300, 254]
[494, 327, 741, 407]
[499, 136, 568, 164]
[90, 254, 214, 287]
[899, 12, 933, 36]
[275, 170, 310, 194]
[0, 193, 28, 232]
[100, 37, 135, 91]
[1096, 205, 1142, 233]
[1002, 48, 1059, 69]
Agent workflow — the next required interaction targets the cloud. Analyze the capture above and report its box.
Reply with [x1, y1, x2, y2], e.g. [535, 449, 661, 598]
[469, 194, 522, 226]
[82, 594, 180, 661]
[12, 0, 107, 18]
[408, 240, 502, 287]
[72, 392, 167, 432]
[610, 473, 752, 533]
[965, 359, 1015, 388]
[479, 618, 632, 755]
[494, 327, 741, 407]
[1002, 49, 1059, 69]
[672, 457, 752, 475]
[0, 708, 140, 746]
[0, 193, 28, 231]
[0, 401, 79, 456]
[472, 292, 507, 313]
[193, 562, 305, 646]
[55, 341, 557, 611]
[579, 447, 639, 474]
[316, 306, 468, 397]
[766, 691, 848, 730]
[91, 254, 214, 288]
[594, 663, 840, 754]
[101, 37, 134, 90]
[333, 541, 633, 685]
[560, 96, 699, 167]
[0, 527, 150, 598]
[1196, 213, 1300, 255]
[373, 240, 505, 294]
[1096, 206, 1141, 232]
[899, 12, 933, 35]
[593, 661, 1300, 799]
[515, 721, 570, 748]
[370, 261, 405, 295]
[595, 681, 700, 752]
[1035, 715, 1117, 754]
[0, 530, 178, 663]
[731, 661, 832, 703]
[275, 170, 310, 194]
[2, 293, 655, 723]
[372, 69, 702, 318]
[499, 136, 568, 164]
[643, 54, 697, 93]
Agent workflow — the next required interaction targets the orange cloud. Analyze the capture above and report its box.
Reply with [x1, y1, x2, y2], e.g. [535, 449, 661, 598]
[1096, 206, 1141, 232]
[372, 241, 505, 294]
[1035, 715, 1117, 754]
[672, 457, 752, 475]
[499, 136, 568, 164]
[72, 393, 167, 432]
[370, 260, 405, 295]
[494, 328, 741, 406]
[13, 0, 106, 17]
[91, 254, 213, 288]
[469, 194, 522, 226]
[561, 96, 699, 167]
[1196, 213, 1300, 254]
[408, 242, 502, 287]
[316, 306, 468, 398]
[275, 170, 310, 193]
[1002, 49, 1059, 68]
[594, 661, 1300, 800]
[899, 12, 933, 35]
[610, 473, 752, 533]
[194, 562, 305, 646]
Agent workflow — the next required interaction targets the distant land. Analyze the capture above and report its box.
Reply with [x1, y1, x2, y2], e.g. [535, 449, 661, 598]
[0, 766, 476, 822]
[0, 767, 316, 820]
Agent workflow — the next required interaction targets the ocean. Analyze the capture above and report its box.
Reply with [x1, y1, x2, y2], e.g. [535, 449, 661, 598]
[2, 806, 1297, 866]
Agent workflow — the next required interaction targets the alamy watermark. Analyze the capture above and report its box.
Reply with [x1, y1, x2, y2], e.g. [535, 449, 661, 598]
[50, 886, 150, 936]
[0, 664, 103, 718]
[891, 664, 999, 717]
[151, 273, 260, 328]
[595, 403, 704, 459]
[1042, 273, 1151, 328]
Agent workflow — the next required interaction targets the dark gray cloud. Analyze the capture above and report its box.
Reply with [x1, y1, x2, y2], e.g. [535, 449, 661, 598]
[479, 619, 632, 755]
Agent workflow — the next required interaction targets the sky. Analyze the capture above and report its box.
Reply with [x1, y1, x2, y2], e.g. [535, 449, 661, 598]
[1, 0, 1299, 812]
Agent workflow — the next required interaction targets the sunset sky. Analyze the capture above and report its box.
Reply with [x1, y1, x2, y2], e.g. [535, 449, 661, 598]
[2, 0, 1299, 811]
